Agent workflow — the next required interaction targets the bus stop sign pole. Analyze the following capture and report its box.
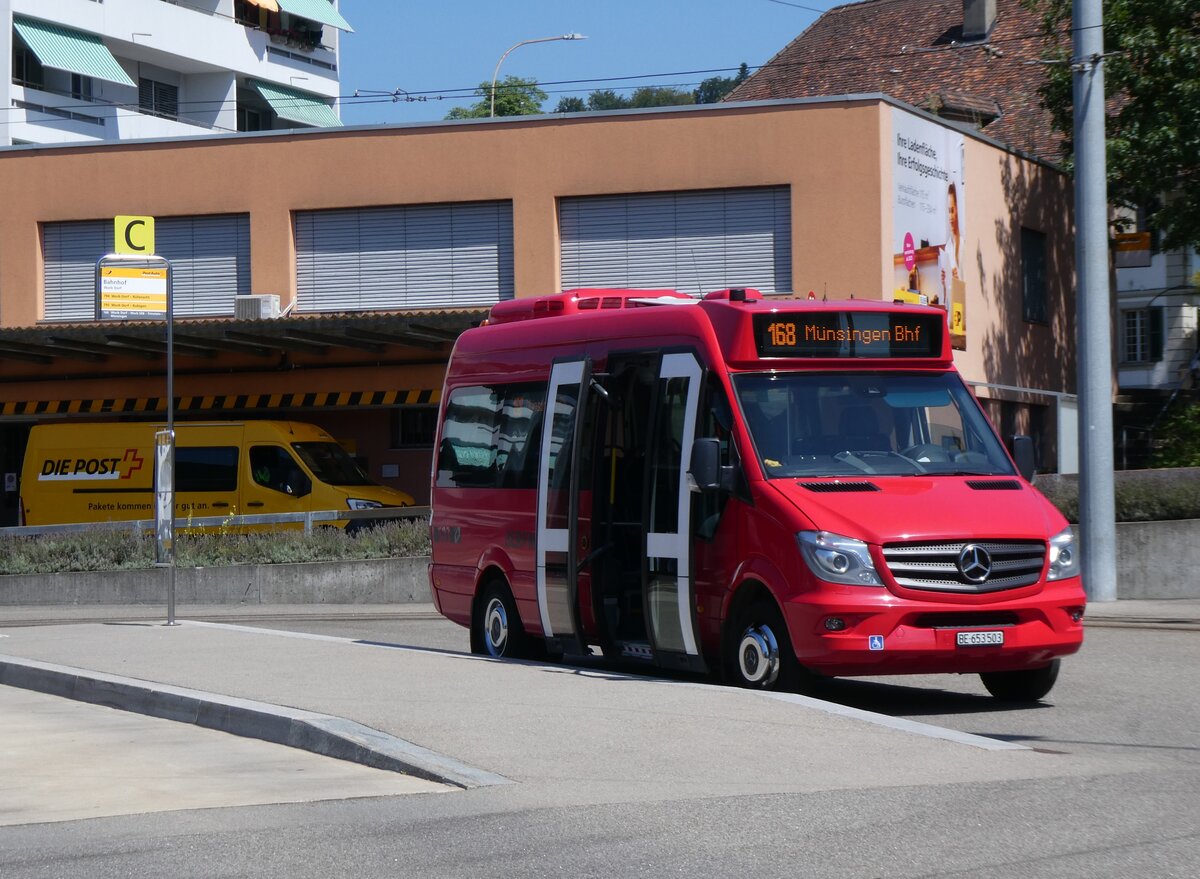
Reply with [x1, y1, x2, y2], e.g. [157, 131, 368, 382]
[95, 251, 176, 623]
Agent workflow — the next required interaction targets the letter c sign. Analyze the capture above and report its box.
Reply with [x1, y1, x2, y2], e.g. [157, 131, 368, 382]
[114, 216, 156, 255]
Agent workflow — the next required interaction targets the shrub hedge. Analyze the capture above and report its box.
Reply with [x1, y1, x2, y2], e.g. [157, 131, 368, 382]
[1036, 468, 1200, 523]
[0, 519, 432, 577]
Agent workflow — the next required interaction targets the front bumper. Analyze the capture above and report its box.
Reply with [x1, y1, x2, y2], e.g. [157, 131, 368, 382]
[782, 579, 1086, 677]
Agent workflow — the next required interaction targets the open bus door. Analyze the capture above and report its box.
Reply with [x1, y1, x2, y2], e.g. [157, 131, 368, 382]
[536, 357, 590, 657]
[641, 352, 708, 673]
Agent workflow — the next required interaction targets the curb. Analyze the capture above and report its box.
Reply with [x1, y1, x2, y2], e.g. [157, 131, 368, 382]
[0, 654, 510, 791]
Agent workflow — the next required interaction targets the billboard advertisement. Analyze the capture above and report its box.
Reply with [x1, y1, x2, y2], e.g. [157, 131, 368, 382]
[892, 109, 966, 349]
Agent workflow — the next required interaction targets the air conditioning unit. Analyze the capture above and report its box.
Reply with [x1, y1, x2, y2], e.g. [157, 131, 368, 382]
[235, 294, 280, 320]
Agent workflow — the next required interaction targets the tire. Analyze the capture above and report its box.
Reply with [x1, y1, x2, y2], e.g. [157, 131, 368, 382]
[726, 600, 799, 691]
[471, 581, 529, 659]
[979, 659, 1060, 702]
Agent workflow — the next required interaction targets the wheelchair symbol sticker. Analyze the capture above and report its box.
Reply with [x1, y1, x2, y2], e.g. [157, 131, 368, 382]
[868, 635, 885, 651]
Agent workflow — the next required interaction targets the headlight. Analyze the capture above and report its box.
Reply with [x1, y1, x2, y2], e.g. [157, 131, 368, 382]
[347, 498, 384, 511]
[1047, 527, 1079, 580]
[797, 531, 883, 587]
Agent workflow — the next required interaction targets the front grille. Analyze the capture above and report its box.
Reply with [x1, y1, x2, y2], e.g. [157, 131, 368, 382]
[881, 540, 1046, 594]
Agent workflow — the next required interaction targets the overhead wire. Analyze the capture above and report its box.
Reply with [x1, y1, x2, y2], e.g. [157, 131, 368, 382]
[1, 25, 1064, 128]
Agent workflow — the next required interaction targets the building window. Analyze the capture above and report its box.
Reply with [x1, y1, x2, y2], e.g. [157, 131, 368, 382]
[1021, 227, 1047, 324]
[237, 105, 265, 132]
[1122, 308, 1164, 364]
[391, 406, 438, 449]
[12, 41, 44, 88]
[139, 78, 179, 120]
[71, 74, 93, 102]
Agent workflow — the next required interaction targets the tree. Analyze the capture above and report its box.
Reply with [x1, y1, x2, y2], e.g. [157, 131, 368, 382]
[445, 76, 547, 119]
[1025, 0, 1200, 250]
[586, 89, 631, 111]
[628, 86, 694, 108]
[694, 63, 750, 104]
[554, 96, 586, 114]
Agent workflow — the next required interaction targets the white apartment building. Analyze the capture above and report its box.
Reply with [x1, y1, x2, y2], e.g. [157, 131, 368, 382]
[1115, 227, 1200, 392]
[2, 0, 349, 145]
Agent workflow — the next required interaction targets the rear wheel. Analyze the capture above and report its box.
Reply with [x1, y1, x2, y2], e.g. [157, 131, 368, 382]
[471, 581, 529, 659]
[979, 659, 1060, 702]
[727, 600, 798, 691]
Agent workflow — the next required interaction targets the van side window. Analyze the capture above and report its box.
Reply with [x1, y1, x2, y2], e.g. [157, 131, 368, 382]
[175, 446, 238, 492]
[437, 383, 545, 489]
[250, 446, 311, 497]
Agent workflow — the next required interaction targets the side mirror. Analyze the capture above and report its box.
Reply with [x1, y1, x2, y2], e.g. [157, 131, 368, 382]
[286, 470, 313, 498]
[1011, 435, 1036, 483]
[689, 438, 735, 492]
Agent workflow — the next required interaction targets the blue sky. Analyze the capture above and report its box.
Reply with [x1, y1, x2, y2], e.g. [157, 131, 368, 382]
[336, 0, 846, 125]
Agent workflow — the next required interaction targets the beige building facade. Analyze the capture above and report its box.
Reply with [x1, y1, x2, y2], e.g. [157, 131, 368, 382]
[0, 97, 1075, 518]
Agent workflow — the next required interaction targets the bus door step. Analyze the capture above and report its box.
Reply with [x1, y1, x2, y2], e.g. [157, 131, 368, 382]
[619, 641, 654, 660]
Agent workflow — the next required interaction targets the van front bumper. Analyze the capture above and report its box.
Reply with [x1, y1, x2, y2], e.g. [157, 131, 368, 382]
[782, 579, 1086, 677]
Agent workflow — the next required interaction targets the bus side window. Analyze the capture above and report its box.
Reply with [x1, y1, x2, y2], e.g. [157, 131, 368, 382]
[438, 383, 546, 489]
[437, 386, 501, 488]
[497, 386, 545, 489]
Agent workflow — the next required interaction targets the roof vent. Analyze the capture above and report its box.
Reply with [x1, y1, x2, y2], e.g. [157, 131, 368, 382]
[235, 294, 280, 320]
[798, 481, 880, 493]
[966, 479, 1022, 491]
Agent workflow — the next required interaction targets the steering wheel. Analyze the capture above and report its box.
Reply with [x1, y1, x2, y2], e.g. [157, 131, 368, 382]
[900, 443, 952, 463]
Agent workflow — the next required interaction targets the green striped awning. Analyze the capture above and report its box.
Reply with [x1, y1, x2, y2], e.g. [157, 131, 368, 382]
[252, 80, 342, 128]
[12, 17, 135, 87]
[276, 0, 354, 32]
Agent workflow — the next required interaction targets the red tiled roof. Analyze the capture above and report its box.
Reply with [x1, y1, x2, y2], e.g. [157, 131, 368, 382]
[727, 0, 1065, 162]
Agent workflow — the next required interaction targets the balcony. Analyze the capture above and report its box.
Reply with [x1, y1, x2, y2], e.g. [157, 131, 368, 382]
[11, 0, 339, 96]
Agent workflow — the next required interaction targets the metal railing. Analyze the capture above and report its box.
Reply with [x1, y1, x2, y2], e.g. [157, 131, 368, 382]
[0, 505, 430, 539]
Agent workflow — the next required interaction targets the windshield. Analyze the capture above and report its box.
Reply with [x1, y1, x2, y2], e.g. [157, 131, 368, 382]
[732, 372, 1015, 478]
[291, 442, 374, 486]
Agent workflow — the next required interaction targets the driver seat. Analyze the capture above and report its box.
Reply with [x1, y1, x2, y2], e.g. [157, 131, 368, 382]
[837, 406, 889, 452]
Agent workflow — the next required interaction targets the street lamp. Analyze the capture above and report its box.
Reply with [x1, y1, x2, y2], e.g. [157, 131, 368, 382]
[490, 33, 586, 117]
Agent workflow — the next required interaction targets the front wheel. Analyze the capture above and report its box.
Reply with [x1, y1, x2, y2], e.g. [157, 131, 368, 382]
[471, 581, 529, 659]
[979, 659, 1060, 702]
[727, 600, 799, 691]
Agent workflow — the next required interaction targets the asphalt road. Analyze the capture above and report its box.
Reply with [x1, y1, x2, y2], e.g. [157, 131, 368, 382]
[1, 612, 1196, 878]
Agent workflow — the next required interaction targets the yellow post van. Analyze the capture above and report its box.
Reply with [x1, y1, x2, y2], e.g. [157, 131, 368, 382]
[20, 420, 413, 528]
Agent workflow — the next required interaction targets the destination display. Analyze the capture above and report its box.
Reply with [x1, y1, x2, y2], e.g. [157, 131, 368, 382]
[753, 311, 943, 358]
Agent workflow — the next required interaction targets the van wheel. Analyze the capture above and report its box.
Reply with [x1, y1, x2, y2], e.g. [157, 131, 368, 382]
[979, 659, 1060, 702]
[727, 600, 798, 691]
[471, 581, 529, 659]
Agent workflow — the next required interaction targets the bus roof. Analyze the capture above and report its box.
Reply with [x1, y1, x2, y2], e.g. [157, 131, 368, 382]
[475, 289, 953, 367]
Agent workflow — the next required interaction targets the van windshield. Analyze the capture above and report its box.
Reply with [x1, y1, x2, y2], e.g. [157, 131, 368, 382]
[732, 371, 1016, 478]
[291, 442, 374, 486]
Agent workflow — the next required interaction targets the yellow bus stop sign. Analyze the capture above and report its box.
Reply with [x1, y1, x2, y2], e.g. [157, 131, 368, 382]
[115, 215, 155, 255]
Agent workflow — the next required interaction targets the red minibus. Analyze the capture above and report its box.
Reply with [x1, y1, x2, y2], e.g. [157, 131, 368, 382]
[429, 288, 1085, 701]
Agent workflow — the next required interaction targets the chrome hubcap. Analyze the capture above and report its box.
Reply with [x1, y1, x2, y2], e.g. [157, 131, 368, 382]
[738, 624, 781, 686]
[484, 597, 509, 656]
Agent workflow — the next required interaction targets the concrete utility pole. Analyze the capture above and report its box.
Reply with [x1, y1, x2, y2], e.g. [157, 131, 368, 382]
[1073, 0, 1118, 602]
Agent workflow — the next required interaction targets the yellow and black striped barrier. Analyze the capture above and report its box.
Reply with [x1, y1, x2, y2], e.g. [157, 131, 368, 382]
[0, 388, 438, 418]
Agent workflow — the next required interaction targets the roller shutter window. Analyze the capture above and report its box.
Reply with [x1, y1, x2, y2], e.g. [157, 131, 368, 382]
[42, 215, 251, 321]
[559, 187, 792, 295]
[294, 201, 515, 312]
